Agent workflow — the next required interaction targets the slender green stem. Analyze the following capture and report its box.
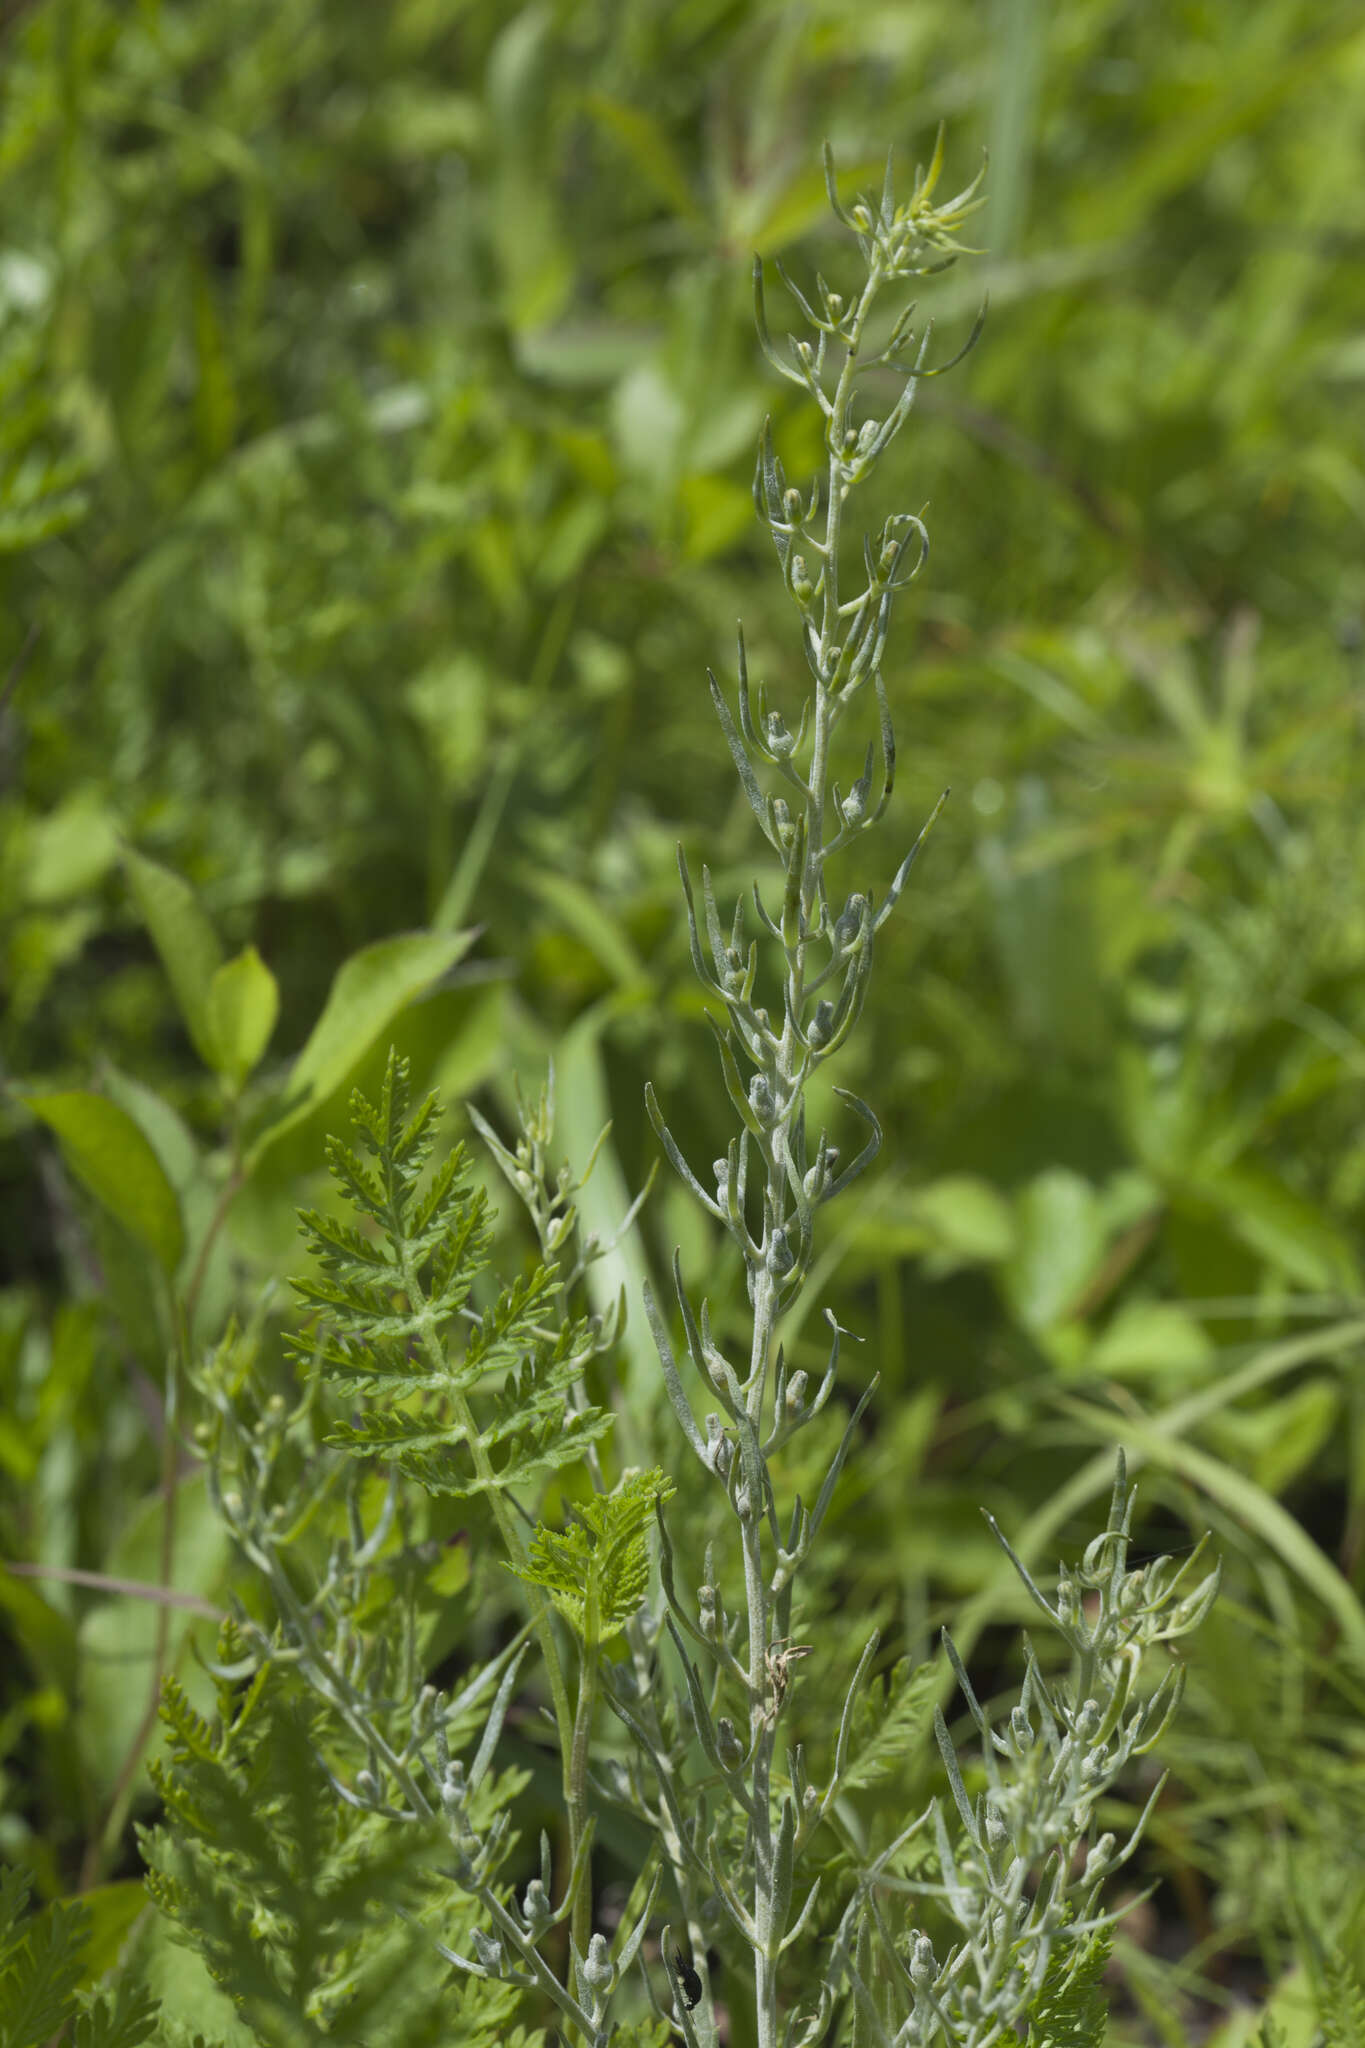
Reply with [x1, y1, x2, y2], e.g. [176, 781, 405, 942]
[394, 1236, 585, 1985]
[79, 1143, 246, 1890]
[568, 1573, 604, 2009]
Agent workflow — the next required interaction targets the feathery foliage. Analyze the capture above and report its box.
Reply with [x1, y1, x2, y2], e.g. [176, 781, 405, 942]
[0, 1867, 91, 2048]
[139, 1647, 535, 2048]
[514, 1469, 677, 1647]
[1022, 1925, 1112, 2048]
[0, 1865, 157, 2048]
[289, 1054, 612, 1497]
[137, 134, 1217, 2048]
[1319, 1953, 1365, 2048]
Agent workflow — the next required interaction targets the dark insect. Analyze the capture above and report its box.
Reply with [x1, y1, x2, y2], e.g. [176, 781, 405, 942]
[673, 1947, 703, 2012]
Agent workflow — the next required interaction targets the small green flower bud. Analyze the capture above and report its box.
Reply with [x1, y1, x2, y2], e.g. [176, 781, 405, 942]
[807, 1000, 835, 1049]
[1010, 1705, 1034, 1751]
[765, 710, 795, 756]
[909, 1932, 937, 1989]
[833, 896, 867, 950]
[521, 1877, 552, 1930]
[472, 1928, 503, 1976]
[716, 1716, 744, 1770]
[1074, 1698, 1102, 1741]
[784, 1369, 809, 1415]
[583, 1933, 614, 1993]
[1119, 1568, 1147, 1615]
[441, 1760, 467, 1818]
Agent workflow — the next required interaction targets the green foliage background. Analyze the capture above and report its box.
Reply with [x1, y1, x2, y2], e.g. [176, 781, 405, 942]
[3, 0, 1365, 2040]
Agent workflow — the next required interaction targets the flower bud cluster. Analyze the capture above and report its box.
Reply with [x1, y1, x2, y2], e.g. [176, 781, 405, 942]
[898, 1457, 1217, 2047]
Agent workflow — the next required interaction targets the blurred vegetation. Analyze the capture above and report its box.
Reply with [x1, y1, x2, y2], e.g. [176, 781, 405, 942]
[3, 0, 1365, 2040]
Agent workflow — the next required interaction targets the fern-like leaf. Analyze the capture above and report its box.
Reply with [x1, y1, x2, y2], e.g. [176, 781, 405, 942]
[141, 1661, 529, 2048]
[288, 1052, 492, 1394]
[0, 1864, 33, 1975]
[1023, 1924, 1111, 2048]
[290, 1049, 612, 1502]
[514, 1469, 677, 1645]
[69, 1978, 160, 2048]
[0, 1881, 90, 2048]
[839, 1657, 938, 1794]
[1321, 1952, 1365, 2048]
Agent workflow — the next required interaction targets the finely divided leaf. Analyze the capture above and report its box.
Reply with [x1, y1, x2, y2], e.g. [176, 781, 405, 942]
[1321, 1954, 1365, 2048]
[1023, 1926, 1112, 2048]
[839, 1657, 938, 1793]
[514, 1469, 676, 1645]
[291, 1048, 612, 1502]
[0, 1885, 91, 2048]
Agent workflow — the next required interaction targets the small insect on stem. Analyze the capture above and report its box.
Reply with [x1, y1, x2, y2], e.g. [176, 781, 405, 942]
[674, 1946, 703, 2012]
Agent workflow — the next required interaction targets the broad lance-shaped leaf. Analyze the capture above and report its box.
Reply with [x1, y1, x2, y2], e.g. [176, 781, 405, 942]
[245, 928, 477, 1166]
[122, 846, 223, 1073]
[21, 1090, 185, 1276]
[513, 1469, 677, 1646]
[205, 944, 279, 1089]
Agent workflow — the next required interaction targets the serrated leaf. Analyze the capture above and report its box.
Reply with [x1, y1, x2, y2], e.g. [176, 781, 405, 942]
[0, 1893, 90, 2048]
[514, 1469, 676, 1645]
[840, 1657, 938, 1793]
[1024, 1924, 1112, 2048]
